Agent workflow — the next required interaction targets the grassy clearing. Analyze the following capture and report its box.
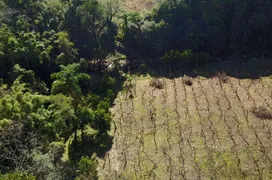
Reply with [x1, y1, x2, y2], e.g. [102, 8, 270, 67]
[121, 0, 161, 12]
[98, 75, 272, 179]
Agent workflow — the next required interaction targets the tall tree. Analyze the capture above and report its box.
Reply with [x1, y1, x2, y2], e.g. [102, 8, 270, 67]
[65, 0, 118, 68]
[51, 63, 90, 104]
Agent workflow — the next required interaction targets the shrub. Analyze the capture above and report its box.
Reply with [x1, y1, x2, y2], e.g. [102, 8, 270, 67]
[181, 49, 194, 64]
[183, 75, 193, 86]
[85, 93, 101, 109]
[76, 155, 98, 180]
[161, 49, 194, 69]
[97, 100, 110, 112]
[99, 75, 116, 92]
[106, 89, 115, 102]
[251, 106, 272, 119]
[162, 50, 214, 69]
[129, 94, 134, 99]
[92, 108, 111, 135]
[0, 171, 36, 180]
[161, 50, 182, 63]
[150, 78, 164, 89]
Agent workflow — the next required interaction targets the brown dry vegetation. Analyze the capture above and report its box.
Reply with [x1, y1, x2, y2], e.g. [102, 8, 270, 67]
[121, 0, 159, 12]
[98, 75, 272, 179]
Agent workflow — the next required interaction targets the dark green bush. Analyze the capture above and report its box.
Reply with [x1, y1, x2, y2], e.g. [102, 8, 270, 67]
[161, 49, 194, 69]
[99, 74, 116, 93]
[92, 108, 111, 135]
[161, 50, 213, 69]
[85, 93, 101, 109]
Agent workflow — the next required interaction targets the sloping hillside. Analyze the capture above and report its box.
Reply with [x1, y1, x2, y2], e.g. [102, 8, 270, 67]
[98, 75, 272, 179]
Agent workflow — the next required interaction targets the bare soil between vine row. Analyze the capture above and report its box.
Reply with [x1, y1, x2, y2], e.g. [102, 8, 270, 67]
[98, 75, 272, 180]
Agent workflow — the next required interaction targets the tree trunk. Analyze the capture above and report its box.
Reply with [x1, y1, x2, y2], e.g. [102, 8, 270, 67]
[74, 130, 78, 143]
[81, 127, 84, 141]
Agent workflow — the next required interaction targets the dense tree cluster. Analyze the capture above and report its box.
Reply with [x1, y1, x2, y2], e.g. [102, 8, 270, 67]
[0, 0, 271, 179]
[122, 0, 272, 59]
[0, 0, 118, 179]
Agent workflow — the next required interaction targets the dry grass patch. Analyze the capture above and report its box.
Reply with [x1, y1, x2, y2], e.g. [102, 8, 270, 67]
[122, 0, 159, 12]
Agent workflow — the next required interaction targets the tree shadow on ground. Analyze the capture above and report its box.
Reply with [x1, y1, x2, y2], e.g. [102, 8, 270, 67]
[68, 133, 113, 162]
[126, 58, 272, 79]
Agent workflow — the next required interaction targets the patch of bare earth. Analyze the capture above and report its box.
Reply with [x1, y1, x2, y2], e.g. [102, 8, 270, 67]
[122, 0, 159, 12]
[98, 75, 272, 179]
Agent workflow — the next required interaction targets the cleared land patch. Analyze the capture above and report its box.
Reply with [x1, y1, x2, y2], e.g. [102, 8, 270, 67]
[98, 75, 272, 179]
[121, 0, 159, 12]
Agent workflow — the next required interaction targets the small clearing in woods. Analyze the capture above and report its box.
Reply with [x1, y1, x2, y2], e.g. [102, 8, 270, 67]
[98, 75, 272, 179]
[122, 0, 159, 12]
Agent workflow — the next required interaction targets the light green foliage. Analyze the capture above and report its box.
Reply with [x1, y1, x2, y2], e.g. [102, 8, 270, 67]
[10, 31, 52, 67]
[76, 155, 98, 180]
[75, 106, 95, 133]
[51, 63, 90, 101]
[105, 89, 115, 102]
[11, 64, 48, 93]
[0, 63, 113, 177]
[161, 49, 193, 67]
[162, 50, 193, 62]
[50, 63, 113, 146]
[0, 0, 115, 178]
[0, 171, 36, 180]
[0, 118, 12, 131]
[0, 78, 75, 141]
[12, 64, 36, 83]
[0, 24, 78, 82]
[55, 31, 77, 65]
[81, 88, 113, 136]
[92, 108, 111, 135]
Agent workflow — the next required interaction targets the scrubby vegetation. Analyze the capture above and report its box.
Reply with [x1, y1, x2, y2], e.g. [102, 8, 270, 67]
[0, 0, 272, 179]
